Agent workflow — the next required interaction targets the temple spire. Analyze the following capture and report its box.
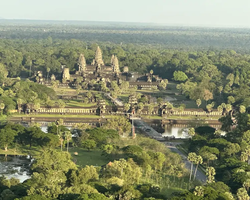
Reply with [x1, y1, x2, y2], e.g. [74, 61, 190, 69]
[95, 46, 104, 66]
[113, 56, 120, 73]
[78, 54, 86, 73]
[111, 54, 115, 65]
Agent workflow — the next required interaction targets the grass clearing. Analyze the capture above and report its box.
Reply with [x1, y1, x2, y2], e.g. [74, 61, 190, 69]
[69, 147, 110, 167]
[64, 100, 96, 107]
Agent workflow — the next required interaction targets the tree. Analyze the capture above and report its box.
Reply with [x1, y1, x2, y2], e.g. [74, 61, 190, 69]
[64, 131, 72, 152]
[157, 97, 163, 105]
[29, 149, 76, 198]
[224, 143, 240, 156]
[187, 152, 197, 182]
[243, 179, 250, 192]
[217, 105, 223, 114]
[58, 131, 64, 151]
[228, 96, 235, 104]
[148, 104, 155, 116]
[159, 81, 167, 90]
[203, 89, 213, 104]
[196, 99, 201, 108]
[237, 187, 249, 200]
[103, 116, 131, 136]
[193, 186, 204, 197]
[86, 92, 92, 103]
[240, 105, 246, 114]
[0, 103, 5, 114]
[188, 128, 195, 137]
[82, 139, 96, 151]
[46, 67, 50, 82]
[173, 71, 188, 82]
[206, 167, 216, 184]
[193, 155, 203, 180]
[225, 104, 232, 113]
[31, 148, 77, 173]
[218, 86, 223, 95]
[0, 128, 17, 151]
[17, 98, 23, 114]
[57, 99, 66, 108]
[120, 81, 129, 93]
[0, 63, 8, 86]
[124, 103, 130, 113]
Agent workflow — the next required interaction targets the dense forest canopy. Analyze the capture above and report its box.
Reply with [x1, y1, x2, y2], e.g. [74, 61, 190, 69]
[1, 20, 250, 51]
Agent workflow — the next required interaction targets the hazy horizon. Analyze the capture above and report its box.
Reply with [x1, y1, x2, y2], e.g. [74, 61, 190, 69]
[1, 0, 250, 28]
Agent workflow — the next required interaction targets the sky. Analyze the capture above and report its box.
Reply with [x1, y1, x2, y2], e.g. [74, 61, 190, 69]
[1, 0, 250, 27]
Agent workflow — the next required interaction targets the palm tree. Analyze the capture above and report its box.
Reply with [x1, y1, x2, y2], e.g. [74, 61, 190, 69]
[187, 152, 197, 182]
[241, 151, 249, 162]
[64, 131, 72, 152]
[0, 103, 5, 114]
[124, 103, 130, 113]
[188, 128, 195, 137]
[46, 67, 50, 82]
[206, 167, 216, 184]
[193, 186, 204, 197]
[196, 99, 201, 108]
[240, 105, 246, 114]
[243, 179, 250, 192]
[56, 119, 64, 150]
[58, 131, 64, 151]
[225, 104, 232, 114]
[237, 187, 249, 200]
[193, 155, 203, 180]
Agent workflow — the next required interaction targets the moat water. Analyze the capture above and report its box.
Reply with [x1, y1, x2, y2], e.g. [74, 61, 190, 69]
[0, 155, 31, 183]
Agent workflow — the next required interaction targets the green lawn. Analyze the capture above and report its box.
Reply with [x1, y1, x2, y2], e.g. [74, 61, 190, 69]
[64, 100, 96, 107]
[118, 93, 130, 103]
[11, 114, 102, 119]
[69, 147, 110, 167]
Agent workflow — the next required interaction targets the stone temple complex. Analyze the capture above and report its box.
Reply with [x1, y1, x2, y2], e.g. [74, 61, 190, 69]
[38, 46, 165, 90]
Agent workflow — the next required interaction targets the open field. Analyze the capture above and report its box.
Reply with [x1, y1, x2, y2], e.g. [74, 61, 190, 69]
[69, 147, 109, 167]
[64, 100, 96, 107]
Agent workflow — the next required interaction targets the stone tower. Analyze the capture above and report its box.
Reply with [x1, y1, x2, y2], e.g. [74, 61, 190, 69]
[112, 56, 120, 73]
[95, 46, 104, 66]
[111, 54, 115, 65]
[78, 54, 86, 74]
[62, 68, 70, 81]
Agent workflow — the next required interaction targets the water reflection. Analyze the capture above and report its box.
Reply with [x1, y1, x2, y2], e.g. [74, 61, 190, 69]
[0, 155, 31, 183]
[148, 123, 222, 139]
[162, 127, 189, 139]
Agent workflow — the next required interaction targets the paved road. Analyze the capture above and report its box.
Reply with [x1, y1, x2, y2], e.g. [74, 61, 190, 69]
[134, 119, 206, 183]
[106, 93, 124, 106]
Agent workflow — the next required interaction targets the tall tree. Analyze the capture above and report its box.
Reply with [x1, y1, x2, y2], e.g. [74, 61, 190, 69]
[206, 167, 216, 184]
[187, 152, 197, 182]
[64, 131, 72, 152]
[196, 99, 201, 108]
[193, 155, 203, 180]
[237, 188, 249, 200]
